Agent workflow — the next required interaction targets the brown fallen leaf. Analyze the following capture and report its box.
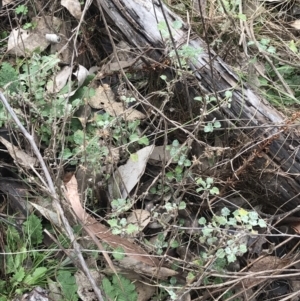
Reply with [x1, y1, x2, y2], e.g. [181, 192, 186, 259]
[0, 136, 36, 168]
[64, 175, 159, 268]
[126, 209, 151, 237]
[243, 256, 292, 288]
[7, 17, 62, 56]
[88, 85, 146, 120]
[118, 257, 177, 279]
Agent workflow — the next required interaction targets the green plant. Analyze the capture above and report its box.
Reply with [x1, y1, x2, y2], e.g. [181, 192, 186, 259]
[164, 140, 192, 182]
[164, 200, 186, 212]
[258, 38, 276, 54]
[194, 95, 217, 104]
[111, 246, 125, 260]
[157, 277, 185, 300]
[150, 180, 171, 195]
[0, 52, 150, 182]
[196, 177, 219, 195]
[0, 62, 19, 94]
[107, 217, 139, 235]
[1, 215, 46, 295]
[224, 90, 233, 108]
[197, 207, 266, 265]
[257, 60, 300, 106]
[57, 270, 78, 301]
[23, 22, 37, 30]
[63, 113, 149, 166]
[111, 198, 133, 215]
[15, 5, 28, 15]
[148, 233, 168, 255]
[169, 44, 203, 69]
[0, 214, 79, 300]
[157, 21, 203, 70]
[15, 5, 37, 29]
[204, 120, 221, 133]
[0, 31, 8, 48]
[101, 274, 137, 301]
[62, 128, 109, 169]
[107, 199, 140, 235]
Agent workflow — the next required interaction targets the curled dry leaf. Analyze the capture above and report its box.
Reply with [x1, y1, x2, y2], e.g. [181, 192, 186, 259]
[74, 65, 89, 87]
[290, 20, 300, 30]
[47, 66, 72, 93]
[291, 222, 300, 234]
[73, 105, 92, 128]
[0, 136, 36, 168]
[30, 202, 61, 227]
[61, 0, 82, 20]
[47, 64, 89, 97]
[109, 145, 154, 199]
[89, 85, 146, 120]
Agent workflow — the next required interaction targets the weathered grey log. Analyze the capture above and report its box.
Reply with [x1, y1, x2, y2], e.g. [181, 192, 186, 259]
[96, 0, 300, 211]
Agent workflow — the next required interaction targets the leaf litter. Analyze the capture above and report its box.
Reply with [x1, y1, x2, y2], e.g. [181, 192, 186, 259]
[2, 0, 300, 300]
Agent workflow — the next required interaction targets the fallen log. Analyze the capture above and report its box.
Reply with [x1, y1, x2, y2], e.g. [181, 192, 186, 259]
[95, 0, 300, 212]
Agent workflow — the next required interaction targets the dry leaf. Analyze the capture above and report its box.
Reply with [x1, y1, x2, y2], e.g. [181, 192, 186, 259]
[89, 85, 146, 120]
[61, 0, 82, 20]
[47, 64, 89, 97]
[180, 293, 191, 301]
[64, 175, 159, 268]
[243, 256, 291, 288]
[47, 66, 72, 93]
[88, 84, 115, 109]
[291, 222, 300, 233]
[30, 202, 61, 227]
[126, 209, 151, 236]
[3, 0, 14, 6]
[48, 278, 61, 301]
[108, 59, 137, 72]
[75, 270, 103, 301]
[148, 145, 176, 164]
[135, 281, 156, 301]
[109, 145, 154, 199]
[7, 17, 62, 56]
[0, 178, 33, 216]
[74, 105, 92, 128]
[7, 29, 30, 55]
[73, 65, 89, 87]
[118, 257, 177, 279]
[0, 136, 36, 168]
[291, 20, 300, 30]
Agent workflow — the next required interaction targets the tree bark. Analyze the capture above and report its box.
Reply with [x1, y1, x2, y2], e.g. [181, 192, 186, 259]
[96, 0, 300, 211]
